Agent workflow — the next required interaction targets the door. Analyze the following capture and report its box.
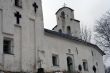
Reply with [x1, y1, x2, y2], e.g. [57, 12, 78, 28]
[67, 55, 75, 72]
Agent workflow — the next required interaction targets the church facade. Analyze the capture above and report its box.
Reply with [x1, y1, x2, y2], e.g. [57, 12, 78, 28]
[0, 0, 105, 73]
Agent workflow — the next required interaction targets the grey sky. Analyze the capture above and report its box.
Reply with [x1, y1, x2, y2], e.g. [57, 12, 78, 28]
[42, 0, 110, 31]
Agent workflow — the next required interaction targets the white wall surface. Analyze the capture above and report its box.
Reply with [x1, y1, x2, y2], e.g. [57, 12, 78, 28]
[42, 33, 105, 73]
[0, 0, 44, 72]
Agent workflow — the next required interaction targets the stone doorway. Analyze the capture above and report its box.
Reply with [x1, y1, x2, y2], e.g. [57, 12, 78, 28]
[67, 56, 74, 72]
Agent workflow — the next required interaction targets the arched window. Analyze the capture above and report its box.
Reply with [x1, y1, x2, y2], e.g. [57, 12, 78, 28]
[61, 11, 65, 19]
[15, 0, 22, 8]
[67, 26, 71, 34]
[59, 29, 62, 33]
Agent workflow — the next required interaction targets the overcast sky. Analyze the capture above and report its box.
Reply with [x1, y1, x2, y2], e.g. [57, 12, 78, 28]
[42, 0, 110, 31]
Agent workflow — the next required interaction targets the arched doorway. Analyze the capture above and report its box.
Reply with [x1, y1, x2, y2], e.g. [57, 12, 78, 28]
[67, 56, 73, 72]
[67, 26, 71, 34]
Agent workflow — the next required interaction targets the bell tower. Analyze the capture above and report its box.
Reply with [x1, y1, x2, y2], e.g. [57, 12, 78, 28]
[0, 0, 44, 72]
[53, 7, 80, 38]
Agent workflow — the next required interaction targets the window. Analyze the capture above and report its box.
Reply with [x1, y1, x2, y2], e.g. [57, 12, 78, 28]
[76, 48, 78, 55]
[92, 65, 96, 73]
[83, 60, 88, 71]
[61, 11, 65, 19]
[15, 0, 22, 8]
[67, 26, 71, 34]
[3, 38, 13, 54]
[52, 54, 59, 66]
[91, 51, 94, 56]
[59, 29, 62, 33]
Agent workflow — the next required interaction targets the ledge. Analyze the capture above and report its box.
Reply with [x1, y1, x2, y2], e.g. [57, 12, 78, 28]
[14, 24, 22, 28]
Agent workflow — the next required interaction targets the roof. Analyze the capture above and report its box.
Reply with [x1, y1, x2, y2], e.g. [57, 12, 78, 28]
[56, 7, 74, 14]
[52, 19, 80, 30]
[52, 25, 58, 30]
[71, 18, 80, 22]
[44, 29, 105, 55]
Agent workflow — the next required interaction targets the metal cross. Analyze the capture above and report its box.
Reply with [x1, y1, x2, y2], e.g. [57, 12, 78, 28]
[33, 2, 38, 13]
[14, 11, 22, 24]
[63, 3, 67, 7]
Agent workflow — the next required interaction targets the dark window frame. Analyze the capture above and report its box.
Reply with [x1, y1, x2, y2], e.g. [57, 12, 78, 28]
[15, 0, 22, 8]
[82, 60, 88, 71]
[91, 50, 94, 56]
[52, 54, 59, 66]
[61, 11, 65, 19]
[67, 26, 71, 34]
[3, 37, 13, 54]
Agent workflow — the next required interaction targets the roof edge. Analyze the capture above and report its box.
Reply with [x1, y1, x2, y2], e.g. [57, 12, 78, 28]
[44, 29, 105, 55]
[52, 25, 58, 30]
[56, 7, 74, 14]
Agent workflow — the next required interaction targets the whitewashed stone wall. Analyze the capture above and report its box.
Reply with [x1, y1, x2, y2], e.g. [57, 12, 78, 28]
[0, 0, 44, 72]
[42, 33, 105, 73]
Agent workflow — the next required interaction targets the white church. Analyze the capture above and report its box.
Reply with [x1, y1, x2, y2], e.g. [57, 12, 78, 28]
[0, 0, 105, 73]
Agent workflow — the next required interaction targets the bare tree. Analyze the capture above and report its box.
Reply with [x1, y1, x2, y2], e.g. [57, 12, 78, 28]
[80, 26, 91, 42]
[95, 11, 110, 60]
[105, 66, 110, 73]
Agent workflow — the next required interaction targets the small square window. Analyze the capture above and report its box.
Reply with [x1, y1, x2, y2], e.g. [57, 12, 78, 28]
[83, 60, 88, 71]
[52, 54, 59, 66]
[15, 0, 22, 8]
[3, 38, 13, 54]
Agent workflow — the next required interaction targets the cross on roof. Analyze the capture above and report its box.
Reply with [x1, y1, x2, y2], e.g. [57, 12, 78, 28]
[14, 11, 22, 24]
[33, 2, 38, 13]
[63, 3, 67, 7]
